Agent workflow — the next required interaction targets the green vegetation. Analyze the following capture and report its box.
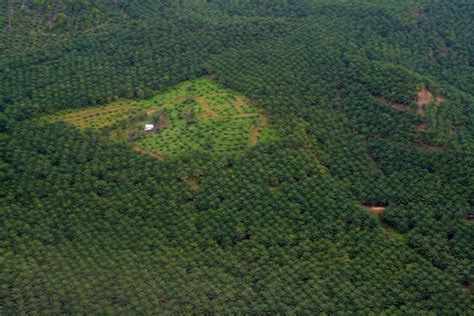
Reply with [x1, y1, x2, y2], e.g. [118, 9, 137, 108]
[1, 0, 473, 314]
[46, 78, 275, 159]
[46, 102, 142, 130]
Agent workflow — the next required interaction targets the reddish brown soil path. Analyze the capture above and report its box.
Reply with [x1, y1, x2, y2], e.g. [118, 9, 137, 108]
[146, 108, 156, 116]
[417, 122, 428, 132]
[250, 124, 260, 146]
[63, 103, 139, 120]
[195, 96, 217, 118]
[417, 88, 433, 114]
[230, 113, 260, 118]
[379, 89, 444, 116]
[133, 147, 165, 161]
[364, 206, 386, 215]
[156, 114, 168, 129]
[61, 103, 140, 129]
[378, 97, 410, 111]
[414, 8, 425, 22]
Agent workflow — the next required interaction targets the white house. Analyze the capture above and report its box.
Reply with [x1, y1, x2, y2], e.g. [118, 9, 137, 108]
[144, 124, 154, 132]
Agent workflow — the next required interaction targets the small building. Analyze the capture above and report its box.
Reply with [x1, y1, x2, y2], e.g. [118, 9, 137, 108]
[144, 124, 154, 132]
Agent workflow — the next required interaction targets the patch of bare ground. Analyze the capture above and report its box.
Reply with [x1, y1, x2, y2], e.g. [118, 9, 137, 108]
[155, 113, 168, 129]
[146, 108, 156, 116]
[465, 213, 474, 221]
[414, 7, 426, 22]
[416, 122, 428, 132]
[195, 96, 217, 118]
[417, 88, 433, 114]
[379, 90, 444, 116]
[134, 147, 165, 161]
[416, 88, 445, 114]
[190, 180, 201, 191]
[364, 206, 386, 215]
[378, 97, 409, 111]
[435, 95, 445, 103]
[250, 124, 260, 146]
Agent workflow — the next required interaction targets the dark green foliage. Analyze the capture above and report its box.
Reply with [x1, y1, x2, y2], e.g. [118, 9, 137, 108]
[1, 0, 473, 313]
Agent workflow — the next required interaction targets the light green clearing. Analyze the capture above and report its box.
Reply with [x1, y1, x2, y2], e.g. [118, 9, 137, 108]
[45, 77, 277, 159]
[381, 223, 406, 243]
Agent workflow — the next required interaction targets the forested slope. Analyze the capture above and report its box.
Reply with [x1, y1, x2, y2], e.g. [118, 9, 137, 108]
[1, 0, 473, 313]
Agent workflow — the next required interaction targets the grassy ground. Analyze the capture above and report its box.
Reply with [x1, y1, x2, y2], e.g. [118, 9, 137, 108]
[45, 103, 144, 130]
[381, 223, 406, 243]
[46, 77, 277, 160]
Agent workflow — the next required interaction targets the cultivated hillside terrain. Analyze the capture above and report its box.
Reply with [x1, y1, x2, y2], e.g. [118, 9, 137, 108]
[1, 0, 473, 314]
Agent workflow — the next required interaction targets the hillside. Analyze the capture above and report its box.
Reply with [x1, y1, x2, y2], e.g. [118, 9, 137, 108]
[1, 0, 473, 313]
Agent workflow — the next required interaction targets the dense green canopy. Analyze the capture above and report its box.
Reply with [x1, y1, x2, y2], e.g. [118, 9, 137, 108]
[1, 0, 473, 313]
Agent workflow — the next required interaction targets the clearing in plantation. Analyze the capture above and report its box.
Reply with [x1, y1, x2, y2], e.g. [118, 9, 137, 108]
[45, 77, 276, 160]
